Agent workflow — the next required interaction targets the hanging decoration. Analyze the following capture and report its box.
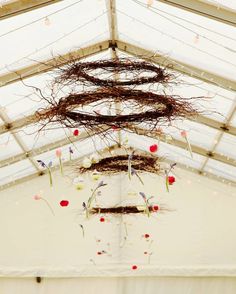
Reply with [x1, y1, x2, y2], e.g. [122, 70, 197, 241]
[76, 153, 163, 176]
[55, 58, 173, 87]
[36, 87, 199, 135]
[88, 204, 163, 215]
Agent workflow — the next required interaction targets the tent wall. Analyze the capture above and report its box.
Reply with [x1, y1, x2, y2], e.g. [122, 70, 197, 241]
[0, 167, 235, 277]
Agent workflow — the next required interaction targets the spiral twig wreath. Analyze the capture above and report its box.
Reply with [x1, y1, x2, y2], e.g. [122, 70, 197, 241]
[89, 205, 160, 214]
[56, 58, 173, 87]
[77, 154, 162, 175]
[36, 87, 198, 132]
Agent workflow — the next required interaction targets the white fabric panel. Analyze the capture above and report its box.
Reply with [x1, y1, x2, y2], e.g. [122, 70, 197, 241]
[1, 277, 236, 294]
[0, 167, 235, 276]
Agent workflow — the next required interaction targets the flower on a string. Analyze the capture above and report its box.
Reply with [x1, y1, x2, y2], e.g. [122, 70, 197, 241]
[33, 194, 41, 200]
[168, 176, 176, 185]
[100, 217, 105, 222]
[139, 192, 147, 201]
[73, 129, 79, 136]
[37, 160, 46, 168]
[60, 200, 69, 207]
[69, 147, 73, 161]
[97, 181, 107, 188]
[149, 144, 158, 153]
[82, 202, 87, 210]
[55, 149, 62, 158]
[152, 205, 159, 212]
[37, 160, 53, 186]
[131, 168, 144, 185]
[33, 194, 55, 215]
[69, 147, 73, 154]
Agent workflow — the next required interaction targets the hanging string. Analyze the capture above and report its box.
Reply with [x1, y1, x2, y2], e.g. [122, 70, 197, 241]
[0, 12, 107, 73]
[117, 9, 236, 69]
[133, 0, 236, 53]
[0, 0, 84, 39]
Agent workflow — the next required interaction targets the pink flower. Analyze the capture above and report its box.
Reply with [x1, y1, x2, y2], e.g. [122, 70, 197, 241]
[56, 149, 62, 157]
[33, 195, 41, 200]
[181, 130, 187, 138]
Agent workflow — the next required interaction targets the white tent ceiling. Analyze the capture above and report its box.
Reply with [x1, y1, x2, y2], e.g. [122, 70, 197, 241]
[0, 0, 235, 190]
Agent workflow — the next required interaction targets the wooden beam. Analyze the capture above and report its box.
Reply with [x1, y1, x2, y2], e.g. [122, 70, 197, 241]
[157, 0, 236, 27]
[0, 143, 118, 191]
[0, 0, 63, 20]
[117, 40, 236, 92]
[0, 40, 110, 87]
[127, 125, 236, 168]
[0, 126, 110, 168]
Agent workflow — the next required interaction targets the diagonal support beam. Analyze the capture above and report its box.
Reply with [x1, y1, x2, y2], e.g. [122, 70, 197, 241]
[0, 110, 39, 171]
[0, 126, 111, 169]
[0, 143, 118, 191]
[157, 0, 236, 27]
[0, 0, 63, 21]
[127, 125, 236, 168]
[117, 40, 236, 91]
[0, 40, 110, 87]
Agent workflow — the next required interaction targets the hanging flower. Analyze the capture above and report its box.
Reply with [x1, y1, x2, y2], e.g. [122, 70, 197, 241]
[82, 157, 92, 168]
[73, 129, 79, 136]
[90, 153, 100, 164]
[33, 194, 55, 215]
[60, 200, 69, 207]
[180, 130, 187, 138]
[33, 194, 41, 200]
[168, 176, 176, 185]
[56, 149, 63, 175]
[149, 144, 158, 153]
[37, 160, 53, 186]
[112, 125, 119, 130]
[100, 217, 105, 222]
[92, 171, 100, 181]
[55, 149, 62, 158]
[69, 147, 73, 161]
[152, 205, 159, 211]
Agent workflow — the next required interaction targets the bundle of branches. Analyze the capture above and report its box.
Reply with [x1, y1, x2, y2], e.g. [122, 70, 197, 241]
[36, 87, 198, 131]
[77, 154, 162, 175]
[89, 205, 159, 214]
[56, 58, 173, 87]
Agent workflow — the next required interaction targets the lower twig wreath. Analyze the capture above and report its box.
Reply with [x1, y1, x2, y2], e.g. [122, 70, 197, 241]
[36, 88, 198, 131]
[56, 58, 173, 87]
[90, 205, 159, 214]
[77, 154, 162, 175]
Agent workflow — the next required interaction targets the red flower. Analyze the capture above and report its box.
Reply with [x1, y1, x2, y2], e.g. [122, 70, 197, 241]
[168, 176, 176, 185]
[132, 265, 138, 270]
[97, 251, 102, 255]
[149, 144, 158, 153]
[144, 233, 150, 239]
[60, 200, 69, 207]
[100, 217, 105, 222]
[152, 205, 159, 212]
[73, 129, 79, 136]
